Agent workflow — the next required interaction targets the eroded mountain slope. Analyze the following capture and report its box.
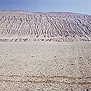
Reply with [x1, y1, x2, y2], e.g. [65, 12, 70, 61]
[0, 11, 91, 42]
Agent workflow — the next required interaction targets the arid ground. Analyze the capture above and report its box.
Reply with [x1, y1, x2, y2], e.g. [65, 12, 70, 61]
[0, 11, 91, 91]
[0, 41, 91, 91]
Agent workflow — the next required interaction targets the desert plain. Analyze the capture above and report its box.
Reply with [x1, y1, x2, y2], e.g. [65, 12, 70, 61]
[0, 11, 91, 91]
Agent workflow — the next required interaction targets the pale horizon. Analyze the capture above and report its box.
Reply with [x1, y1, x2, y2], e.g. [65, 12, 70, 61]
[0, 0, 91, 15]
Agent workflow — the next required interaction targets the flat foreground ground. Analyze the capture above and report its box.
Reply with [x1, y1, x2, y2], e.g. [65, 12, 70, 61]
[0, 41, 91, 91]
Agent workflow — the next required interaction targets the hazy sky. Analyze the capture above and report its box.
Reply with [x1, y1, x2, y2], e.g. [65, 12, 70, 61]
[0, 0, 91, 15]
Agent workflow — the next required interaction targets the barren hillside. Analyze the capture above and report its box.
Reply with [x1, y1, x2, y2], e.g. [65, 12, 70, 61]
[0, 11, 91, 91]
[0, 11, 91, 42]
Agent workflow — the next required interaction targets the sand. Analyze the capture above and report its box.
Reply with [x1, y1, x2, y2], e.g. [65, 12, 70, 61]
[0, 41, 91, 91]
[0, 11, 91, 91]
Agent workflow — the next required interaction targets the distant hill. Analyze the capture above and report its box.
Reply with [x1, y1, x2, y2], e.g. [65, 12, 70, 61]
[0, 10, 91, 42]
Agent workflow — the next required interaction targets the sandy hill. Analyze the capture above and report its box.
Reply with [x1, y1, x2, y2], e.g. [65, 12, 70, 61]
[0, 10, 91, 42]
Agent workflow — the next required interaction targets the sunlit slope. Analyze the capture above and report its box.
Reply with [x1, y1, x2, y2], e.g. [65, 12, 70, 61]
[0, 11, 91, 42]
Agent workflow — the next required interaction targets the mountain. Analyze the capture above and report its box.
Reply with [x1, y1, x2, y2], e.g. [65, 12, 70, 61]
[0, 10, 91, 42]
